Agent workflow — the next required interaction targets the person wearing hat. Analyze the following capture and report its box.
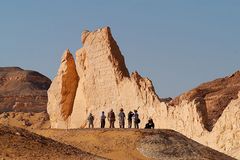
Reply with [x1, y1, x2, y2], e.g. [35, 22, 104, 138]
[108, 109, 116, 128]
[133, 110, 140, 129]
[118, 108, 126, 128]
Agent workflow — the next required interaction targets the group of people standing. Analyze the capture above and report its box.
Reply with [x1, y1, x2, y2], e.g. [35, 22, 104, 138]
[87, 108, 154, 129]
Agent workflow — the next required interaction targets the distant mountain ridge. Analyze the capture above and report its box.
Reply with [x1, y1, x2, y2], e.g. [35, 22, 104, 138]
[0, 67, 51, 112]
[171, 70, 240, 131]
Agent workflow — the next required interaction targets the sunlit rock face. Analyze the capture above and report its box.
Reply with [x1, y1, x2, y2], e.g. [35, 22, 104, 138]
[47, 49, 79, 128]
[47, 26, 240, 159]
[70, 27, 162, 129]
[202, 92, 240, 159]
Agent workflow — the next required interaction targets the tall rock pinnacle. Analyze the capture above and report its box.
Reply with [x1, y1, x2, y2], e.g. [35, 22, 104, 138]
[47, 27, 240, 159]
[47, 49, 79, 128]
[69, 26, 160, 128]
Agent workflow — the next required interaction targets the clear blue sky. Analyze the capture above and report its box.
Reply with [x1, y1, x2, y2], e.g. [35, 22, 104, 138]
[1, 1, 240, 97]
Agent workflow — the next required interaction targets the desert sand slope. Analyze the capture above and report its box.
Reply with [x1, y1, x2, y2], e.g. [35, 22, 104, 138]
[0, 125, 106, 160]
[35, 129, 236, 160]
[0, 112, 50, 130]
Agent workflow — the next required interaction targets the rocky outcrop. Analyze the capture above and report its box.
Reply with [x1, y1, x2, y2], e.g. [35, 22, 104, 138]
[67, 27, 162, 128]
[137, 130, 235, 160]
[47, 26, 240, 159]
[0, 112, 50, 130]
[201, 92, 240, 159]
[0, 67, 51, 113]
[172, 71, 240, 131]
[47, 49, 79, 128]
[162, 93, 240, 159]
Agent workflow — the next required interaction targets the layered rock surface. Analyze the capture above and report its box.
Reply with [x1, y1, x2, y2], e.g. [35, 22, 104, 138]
[200, 92, 240, 159]
[0, 67, 51, 113]
[47, 27, 240, 159]
[70, 27, 161, 128]
[172, 71, 240, 131]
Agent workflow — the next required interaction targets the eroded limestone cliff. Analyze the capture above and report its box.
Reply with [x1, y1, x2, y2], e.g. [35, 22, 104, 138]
[172, 71, 240, 131]
[47, 26, 240, 159]
[47, 49, 79, 128]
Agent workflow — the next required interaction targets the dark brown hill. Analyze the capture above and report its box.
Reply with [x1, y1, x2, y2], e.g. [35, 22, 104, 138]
[0, 67, 51, 113]
[172, 71, 240, 131]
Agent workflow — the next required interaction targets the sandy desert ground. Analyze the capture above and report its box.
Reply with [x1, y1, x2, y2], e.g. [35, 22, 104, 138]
[0, 125, 105, 160]
[0, 112, 237, 160]
[35, 128, 236, 160]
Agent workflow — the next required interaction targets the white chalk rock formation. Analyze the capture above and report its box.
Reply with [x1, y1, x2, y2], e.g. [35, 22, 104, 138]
[203, 92, 240, 159]
[47, 27, 240, 159]
[47, 49, 79, 128]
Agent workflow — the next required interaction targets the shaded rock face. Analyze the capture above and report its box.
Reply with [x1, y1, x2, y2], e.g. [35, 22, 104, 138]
[0, 67, 51, 113]
[47, 26, 240, 159]
[172, 71, 240, 131]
